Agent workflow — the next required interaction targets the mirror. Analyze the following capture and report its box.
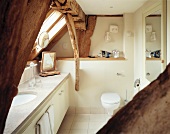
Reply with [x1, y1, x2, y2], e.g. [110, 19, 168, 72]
[40, 51, 60, 77]
[41, 51, 56, 72]
[143, 0, 167, 82]
[38, 31, 49, 48]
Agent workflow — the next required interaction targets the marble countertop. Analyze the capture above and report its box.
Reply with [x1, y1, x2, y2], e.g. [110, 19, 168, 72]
[3, 73, 69, 134]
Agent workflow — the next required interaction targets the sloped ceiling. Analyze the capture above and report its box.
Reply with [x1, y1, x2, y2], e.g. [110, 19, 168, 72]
[76, 0, 149, 15]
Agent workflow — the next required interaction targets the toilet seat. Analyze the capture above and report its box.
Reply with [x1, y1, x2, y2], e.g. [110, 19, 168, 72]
[101, 93, 120, 104]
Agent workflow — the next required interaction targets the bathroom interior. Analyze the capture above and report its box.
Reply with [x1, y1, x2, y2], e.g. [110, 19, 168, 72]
[1, 0, 170, 134]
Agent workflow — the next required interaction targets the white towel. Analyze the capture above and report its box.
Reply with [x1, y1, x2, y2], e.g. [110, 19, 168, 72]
[47, 105, 55, 134]
[36, 113, 51, 134]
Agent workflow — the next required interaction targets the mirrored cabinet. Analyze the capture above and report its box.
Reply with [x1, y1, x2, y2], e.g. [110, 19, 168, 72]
[143, 0, 167, 82]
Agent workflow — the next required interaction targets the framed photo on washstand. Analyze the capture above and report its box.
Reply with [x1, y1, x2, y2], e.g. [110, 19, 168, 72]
[40, 51, 60, 77]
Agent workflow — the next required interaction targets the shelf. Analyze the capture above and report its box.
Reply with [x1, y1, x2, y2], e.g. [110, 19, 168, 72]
[146, 57, 161, 60]
[56, 57, 126, 61]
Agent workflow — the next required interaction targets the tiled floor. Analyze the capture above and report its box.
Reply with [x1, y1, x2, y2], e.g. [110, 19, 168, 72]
[57, 114, 112, 134]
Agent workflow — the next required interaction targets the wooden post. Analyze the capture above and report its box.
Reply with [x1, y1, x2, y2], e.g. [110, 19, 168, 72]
[0, 0, 50, 133]
[65, 13, 80, 91]
[76, 16, 97, 57]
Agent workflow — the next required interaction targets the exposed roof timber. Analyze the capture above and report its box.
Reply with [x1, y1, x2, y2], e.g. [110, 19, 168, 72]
[65, 14, 80, 91]
[51, 0, 79, 15]
[0, 0, 50, 132]
[51, 0, 86, 30]
[74, 21, 86, 30]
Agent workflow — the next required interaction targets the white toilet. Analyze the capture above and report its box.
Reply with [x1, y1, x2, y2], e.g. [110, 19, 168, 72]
[101, 92, 120, 115]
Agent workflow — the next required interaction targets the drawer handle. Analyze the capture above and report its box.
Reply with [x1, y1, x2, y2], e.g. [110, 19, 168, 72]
[59, 93, 62, 95]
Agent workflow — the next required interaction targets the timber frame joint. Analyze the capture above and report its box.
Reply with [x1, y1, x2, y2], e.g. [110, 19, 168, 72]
[51, 0, 87, 30]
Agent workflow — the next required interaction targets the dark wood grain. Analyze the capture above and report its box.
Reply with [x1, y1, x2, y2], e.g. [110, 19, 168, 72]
[0, 0, 51, 133]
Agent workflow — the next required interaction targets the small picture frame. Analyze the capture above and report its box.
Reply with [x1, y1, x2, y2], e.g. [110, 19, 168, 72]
[41, 51, 56, 72]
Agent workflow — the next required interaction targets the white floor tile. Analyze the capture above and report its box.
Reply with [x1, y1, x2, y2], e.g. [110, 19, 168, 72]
[69, 129, 88, 134]
[76, 107, 90, 114]
[88, 129, 99, 134]
[64, 114, 75, 122]
[88, 122, 105, 130]
[59, 121, 73, 130]
[58, 113, 110, 134]
[90, 114, 106, 122]
[74, 114, 90, 122]
[90, 107, 105, 114]
[71, 122, 89, 129]
[105, 114, 112, 122]
[57, 129, 70, 134]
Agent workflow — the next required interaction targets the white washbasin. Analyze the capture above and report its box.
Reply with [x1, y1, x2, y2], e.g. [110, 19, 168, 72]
[11, 92, 37, 106]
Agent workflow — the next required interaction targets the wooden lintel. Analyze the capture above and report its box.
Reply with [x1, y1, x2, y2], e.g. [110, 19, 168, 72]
[75, 21, 86, 30]
[65, 13, 80, 91]
[76, 16, 97, 57]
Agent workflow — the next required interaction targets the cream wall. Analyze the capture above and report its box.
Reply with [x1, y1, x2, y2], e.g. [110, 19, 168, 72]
[145, 17, 161, 51]
[51, 32, 74, 58]
[90, 17, 124, 56]
[134, 0, 162, 89]
[54, 14, 134, 113]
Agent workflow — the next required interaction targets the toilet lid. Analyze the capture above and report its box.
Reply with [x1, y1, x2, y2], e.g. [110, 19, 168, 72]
[101, 93, 120, 104]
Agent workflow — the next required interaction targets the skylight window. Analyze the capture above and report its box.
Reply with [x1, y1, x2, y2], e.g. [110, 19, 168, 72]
[40, 11, 62, 33]
[48, 17, 66, 41]
[35, 10, 63, 44]
[29, 10, 67, 60]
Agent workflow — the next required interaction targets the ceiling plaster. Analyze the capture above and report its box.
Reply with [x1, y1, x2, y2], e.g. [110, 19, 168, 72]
[76, 0, 149, 15]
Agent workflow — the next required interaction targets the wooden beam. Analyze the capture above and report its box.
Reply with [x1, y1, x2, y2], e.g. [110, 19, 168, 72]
[97, 14, 123, 17]
[75, 21, 86, 30]
[51, 0, 80, 15]
[0, 0, 50, 133]
[65, 13, 80, 91]
[57, 0, 66, 4]
[76, 16, 97, 57]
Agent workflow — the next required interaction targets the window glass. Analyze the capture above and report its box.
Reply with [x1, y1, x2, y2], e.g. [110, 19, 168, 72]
[48, 17, 66, 41]
[35, 11, 62, 43]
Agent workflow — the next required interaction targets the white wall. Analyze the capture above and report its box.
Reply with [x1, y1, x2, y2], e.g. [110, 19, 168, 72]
[55, 14, 134, 113]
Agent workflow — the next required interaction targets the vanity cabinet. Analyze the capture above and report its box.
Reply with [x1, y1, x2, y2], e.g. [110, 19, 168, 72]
[15, 78, 69, 134]
[52, 79, 69, 132]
